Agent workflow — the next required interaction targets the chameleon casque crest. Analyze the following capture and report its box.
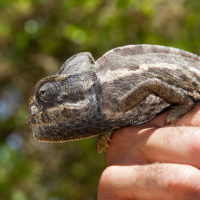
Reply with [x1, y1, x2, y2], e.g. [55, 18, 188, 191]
[28, 45, 200, 152]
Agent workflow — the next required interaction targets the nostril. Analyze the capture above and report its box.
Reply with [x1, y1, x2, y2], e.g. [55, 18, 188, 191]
[31, 105, 38, 114]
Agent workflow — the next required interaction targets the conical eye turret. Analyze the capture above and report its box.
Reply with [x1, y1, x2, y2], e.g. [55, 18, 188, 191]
[38, 83, 59, 102]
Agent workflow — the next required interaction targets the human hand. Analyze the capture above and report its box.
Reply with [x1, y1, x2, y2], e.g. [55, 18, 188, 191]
[98, 105, 200, 200]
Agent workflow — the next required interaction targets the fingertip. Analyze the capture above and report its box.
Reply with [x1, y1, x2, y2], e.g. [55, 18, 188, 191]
[98, 166, 126, 200]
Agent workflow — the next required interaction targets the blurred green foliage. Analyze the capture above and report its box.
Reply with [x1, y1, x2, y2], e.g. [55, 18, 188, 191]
[0, 0, 200, 199]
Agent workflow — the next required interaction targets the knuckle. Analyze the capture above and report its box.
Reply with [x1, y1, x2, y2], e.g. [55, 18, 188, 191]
[188, 130, 200, 156]
[166, 165, 200, 197]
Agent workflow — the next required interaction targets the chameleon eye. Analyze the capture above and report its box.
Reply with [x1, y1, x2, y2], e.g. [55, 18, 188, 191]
[38, 83, 59, 102]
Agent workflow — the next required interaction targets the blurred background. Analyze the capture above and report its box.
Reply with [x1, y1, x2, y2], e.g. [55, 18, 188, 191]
[0, 0, 200, 199]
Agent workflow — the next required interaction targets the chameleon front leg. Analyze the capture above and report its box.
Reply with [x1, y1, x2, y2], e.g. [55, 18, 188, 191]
[119, 78, 194, 124]
[98, 78, 194, 153]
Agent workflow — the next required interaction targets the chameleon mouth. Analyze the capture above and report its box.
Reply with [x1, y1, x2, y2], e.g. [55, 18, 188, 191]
[34, 134, 96, 143]
[34, 134, 71, 143]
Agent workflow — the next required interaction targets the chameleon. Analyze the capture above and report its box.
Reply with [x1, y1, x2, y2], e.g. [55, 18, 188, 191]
[28, 44, 200, 153]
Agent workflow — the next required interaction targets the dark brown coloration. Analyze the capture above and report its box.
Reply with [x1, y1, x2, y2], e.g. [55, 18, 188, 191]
[28, 44, 200, 152]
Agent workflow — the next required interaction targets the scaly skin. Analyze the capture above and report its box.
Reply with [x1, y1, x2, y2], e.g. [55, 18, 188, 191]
[28, 45, 200, 152]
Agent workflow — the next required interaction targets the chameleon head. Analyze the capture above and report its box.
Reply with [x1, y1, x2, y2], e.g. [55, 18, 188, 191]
[28, 52, 101, 142]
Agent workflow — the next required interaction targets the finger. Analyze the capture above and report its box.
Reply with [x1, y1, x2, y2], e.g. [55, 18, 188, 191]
[98, 163, 200, 200]
[107, 126, 200, 168]
[142, 126, 200, 168]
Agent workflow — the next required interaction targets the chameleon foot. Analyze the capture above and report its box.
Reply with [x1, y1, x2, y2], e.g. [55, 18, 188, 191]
[165, 99, 194, 125]
[97, 132, 112, 153]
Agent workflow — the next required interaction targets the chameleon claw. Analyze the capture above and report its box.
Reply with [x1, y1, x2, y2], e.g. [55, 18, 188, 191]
[96, 132, 112, 153]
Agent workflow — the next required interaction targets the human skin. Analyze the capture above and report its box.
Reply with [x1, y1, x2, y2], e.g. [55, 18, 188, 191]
[98, 104, 200, 200]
